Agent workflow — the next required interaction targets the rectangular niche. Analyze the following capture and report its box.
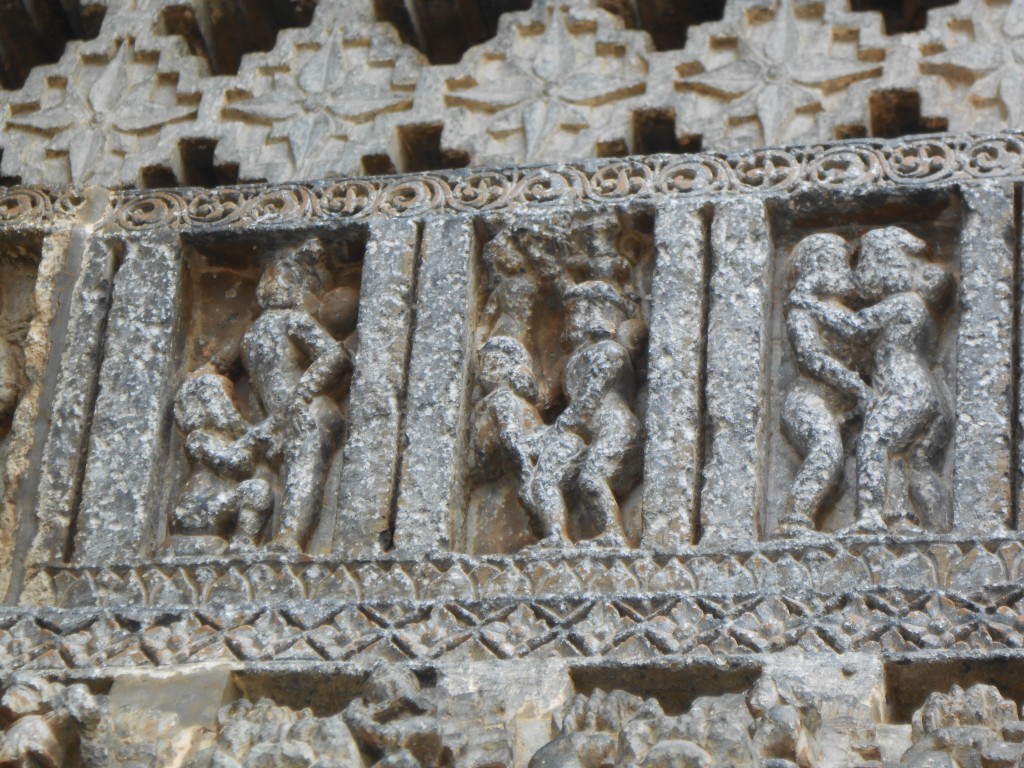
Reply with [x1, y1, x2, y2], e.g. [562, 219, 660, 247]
[759, 184, 1016, 542]
[763, 191, 962, 539]
[459, 210, 655, 554]
[161, 232, 366, 556]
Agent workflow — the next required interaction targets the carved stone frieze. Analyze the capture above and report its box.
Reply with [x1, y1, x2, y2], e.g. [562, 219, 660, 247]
[5, 0, 1024, 185]
[1, 131, 1024, 766]
[86, 132, 1024, 232]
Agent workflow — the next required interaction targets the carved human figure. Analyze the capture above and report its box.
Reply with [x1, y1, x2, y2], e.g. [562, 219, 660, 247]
[900, 684, 1024, 767]
[779, 234, 869, 534]
[850, 227, 953, 531]
[786, 226, 953, 533]
[479, 225, 548, 344]
[549, 279, 644, 545]
[241, 237, 350, 550]
[470, 335, 583, 543]
[343, 667, 443, 767]
[169, 368, 273, 550]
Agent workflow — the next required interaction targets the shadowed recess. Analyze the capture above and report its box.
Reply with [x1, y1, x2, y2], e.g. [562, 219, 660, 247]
[597, 0, 726, 51]
[849, 0, 958, 35]
[869, 89, 949, 138]
[160, 0, 318, 76]
[0, 0, 106, 89]
[374, 0, 532, 65]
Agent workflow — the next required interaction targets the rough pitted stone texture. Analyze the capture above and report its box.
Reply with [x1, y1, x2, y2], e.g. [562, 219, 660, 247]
[5, 0, 1024, 758]
[1, 132, 1024, 765]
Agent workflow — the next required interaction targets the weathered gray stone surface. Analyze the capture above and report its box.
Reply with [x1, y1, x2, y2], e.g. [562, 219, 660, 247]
[4, 131, 1024, 766]
[700, 198, 772, 546]
[394, 216, 477, 552]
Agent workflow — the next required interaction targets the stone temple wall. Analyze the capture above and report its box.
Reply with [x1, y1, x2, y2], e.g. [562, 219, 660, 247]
[4, 1, 1024, 767]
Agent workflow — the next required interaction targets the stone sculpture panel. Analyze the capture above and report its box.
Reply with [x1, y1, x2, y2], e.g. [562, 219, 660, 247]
[765, 201, 961, 539]
[166, 236, 362, 555]
[3, 133, 1024, 768]
[463, 213, 653, 553]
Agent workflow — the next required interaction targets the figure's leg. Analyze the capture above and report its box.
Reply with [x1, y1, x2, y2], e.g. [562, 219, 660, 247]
[780, 388, 844, 534]
[854, 412, 889, 533]
[274, 398, 344, 549]
[520, 430, 584, 543]
[230, 478, 273, 549]
[907, 410, 952, 532]
[577, 403, 643, 545]
[856, 388, 936, 531]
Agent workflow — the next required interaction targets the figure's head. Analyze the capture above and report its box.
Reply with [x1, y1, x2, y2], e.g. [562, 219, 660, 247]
[854, 227, 919, 299]
[257, 238, 331, 310]
[484, 227, 531, 279]
[174, 370, 245, 435]
[563, 280, 628, 347]
[1, 674, 55, 720]
[790, 234, 854, 297]
[477, 335, 538, 400]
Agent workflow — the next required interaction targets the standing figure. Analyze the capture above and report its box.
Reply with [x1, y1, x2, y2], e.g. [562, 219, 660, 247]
[793, 227, 953, 532]
[779, 234, 870, 535]
[851, 227, 953, 531]
[241, 238, 350, 551]
[550, 280, 644, 545]
[169, 368, 273, 550]
[470, 336, 583, 543]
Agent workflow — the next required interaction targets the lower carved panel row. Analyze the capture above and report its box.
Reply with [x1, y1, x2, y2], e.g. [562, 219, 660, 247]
[3, 654, 1024, 767]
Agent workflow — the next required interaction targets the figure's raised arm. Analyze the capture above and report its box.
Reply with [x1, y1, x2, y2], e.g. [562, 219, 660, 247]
[787, 307, 869, 405]
[787, 292, 867, 342]
[288, 314, 349, 402]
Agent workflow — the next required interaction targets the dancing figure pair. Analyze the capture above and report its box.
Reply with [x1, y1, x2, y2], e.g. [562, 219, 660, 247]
[781, 226, 953, 536]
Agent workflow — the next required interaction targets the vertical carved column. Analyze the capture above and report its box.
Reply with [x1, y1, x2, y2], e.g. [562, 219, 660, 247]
[699, 199, 773, 546]
[641, 201, 708, 550]
[318, 219, 419, 557]
[27, 236, 119, 567]
[954, 183, 1015, 533]
[74, 233, 183, 562]
[393, 217, 477, 552]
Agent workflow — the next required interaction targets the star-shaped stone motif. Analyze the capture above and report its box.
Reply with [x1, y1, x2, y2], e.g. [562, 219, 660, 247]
[676, 0, 882, 147]
[920, 0, 1024, 131]
[221, 29, 418, 181]
[3, 39, 200, 185]
[443, 4, 649, 164]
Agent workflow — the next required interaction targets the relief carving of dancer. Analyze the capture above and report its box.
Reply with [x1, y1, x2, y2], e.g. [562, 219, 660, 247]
[241, 238, 350, 551]
[783, 226, 953, 535]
